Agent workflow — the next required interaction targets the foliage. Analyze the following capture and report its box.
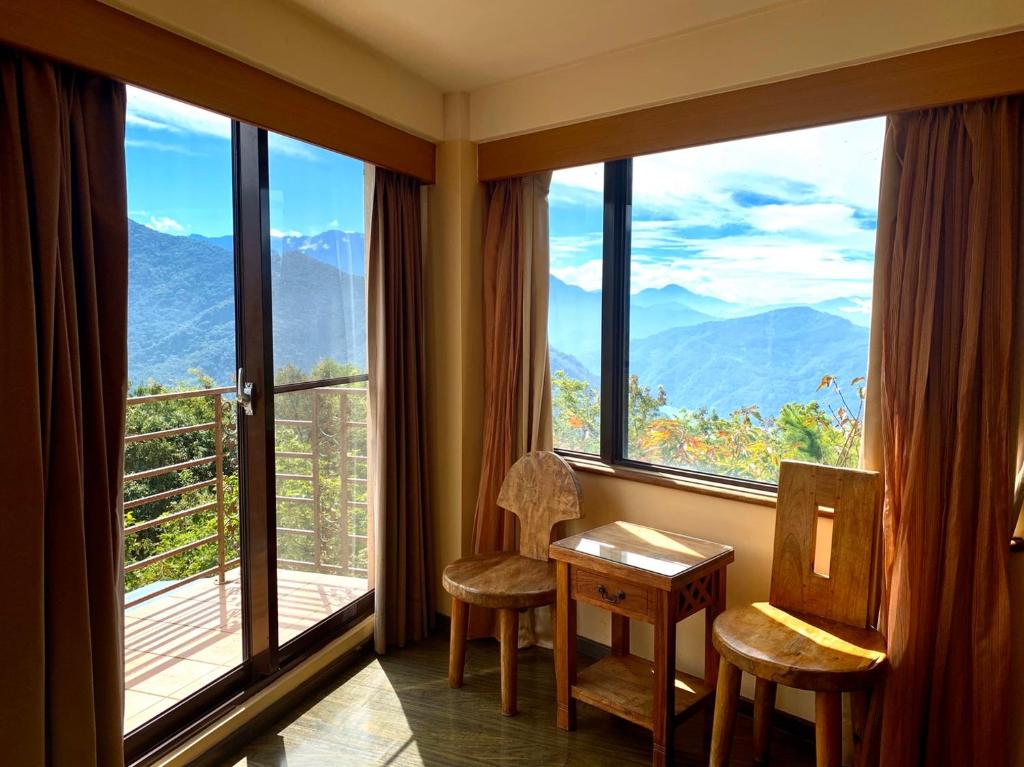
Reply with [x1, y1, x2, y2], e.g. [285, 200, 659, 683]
[551, 369, 865, 483]
[124, 360, 369, 597]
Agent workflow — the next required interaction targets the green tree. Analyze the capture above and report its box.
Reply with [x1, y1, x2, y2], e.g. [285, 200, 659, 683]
[552, 369, 866, 483]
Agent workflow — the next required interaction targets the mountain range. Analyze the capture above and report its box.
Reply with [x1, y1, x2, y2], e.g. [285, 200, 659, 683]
[128, 221, 869, 418]
[549, 275, 870, 416]
[128, 220, 365, 386]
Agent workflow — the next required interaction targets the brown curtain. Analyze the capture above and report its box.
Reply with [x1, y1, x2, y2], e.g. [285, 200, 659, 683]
[862, 97, 1022, 767]
[468, 173, 553, 640]
[0, 49, 128, 766]
[368, 167, 435, 652]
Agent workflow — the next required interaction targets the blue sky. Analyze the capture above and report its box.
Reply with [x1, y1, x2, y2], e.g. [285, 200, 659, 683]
[125, 86, 364, 238]
[550, 117, 886, 318]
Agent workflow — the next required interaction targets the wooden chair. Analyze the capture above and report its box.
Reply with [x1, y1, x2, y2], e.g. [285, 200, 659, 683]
[443, 451, 583, 716]
[709, 461, 886, 767]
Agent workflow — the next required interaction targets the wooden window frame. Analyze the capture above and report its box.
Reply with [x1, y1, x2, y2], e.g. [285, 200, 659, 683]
[479, 31, 1024, 181]
[0, 0, 435, 183]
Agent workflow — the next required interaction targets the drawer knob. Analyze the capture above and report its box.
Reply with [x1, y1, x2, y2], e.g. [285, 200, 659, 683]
[596, 584, 626, 604]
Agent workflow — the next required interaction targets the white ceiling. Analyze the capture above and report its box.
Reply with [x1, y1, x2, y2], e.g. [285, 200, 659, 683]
[285, 0, 789, 91]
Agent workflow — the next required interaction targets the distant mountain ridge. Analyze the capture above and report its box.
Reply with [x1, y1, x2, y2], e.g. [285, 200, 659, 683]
[188, 229, 366, 276]
[129, 220, 365, 386]
[548, 275, 870, 417]
[628, 306, 868, 415]
[129, 221, 868, 418]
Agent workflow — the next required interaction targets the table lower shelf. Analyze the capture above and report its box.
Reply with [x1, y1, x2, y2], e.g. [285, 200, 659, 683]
[572, 654, 714, 731]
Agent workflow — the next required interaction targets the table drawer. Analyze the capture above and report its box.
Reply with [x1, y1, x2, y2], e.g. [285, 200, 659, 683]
[572, 568, 654, 620]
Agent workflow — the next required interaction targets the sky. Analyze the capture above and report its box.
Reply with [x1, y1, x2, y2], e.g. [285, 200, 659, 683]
[125, 86, 365, 239]
[549, 117, 886, 314]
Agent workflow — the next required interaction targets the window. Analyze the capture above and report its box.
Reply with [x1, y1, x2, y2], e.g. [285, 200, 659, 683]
[123, 87, 242, 733]
[120, 89, 374, 757]
[550, 118, 885, 486]
[267, 134, 370, 642]
[549, 164, 604, 454]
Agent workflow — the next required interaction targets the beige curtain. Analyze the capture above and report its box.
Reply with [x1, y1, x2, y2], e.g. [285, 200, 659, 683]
[468, 172, 553, 641]
[0, 48, 128, 766]
[861, 97, 1022, 767]
[368, 167, 435, 652]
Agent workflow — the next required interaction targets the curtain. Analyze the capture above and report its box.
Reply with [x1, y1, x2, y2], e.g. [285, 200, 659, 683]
[862, 97, 1022, 767]
[368, 167, 434, 652]
[0, 49, 128, 766]
[468, 172, 553, 641]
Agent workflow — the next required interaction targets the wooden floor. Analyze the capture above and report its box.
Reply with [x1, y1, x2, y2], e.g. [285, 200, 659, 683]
[124, 568, 369, 733]
[215, 631, 815, 767]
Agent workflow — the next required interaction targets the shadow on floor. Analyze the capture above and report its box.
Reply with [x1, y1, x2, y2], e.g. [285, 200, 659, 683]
[214, 631, 815, 767]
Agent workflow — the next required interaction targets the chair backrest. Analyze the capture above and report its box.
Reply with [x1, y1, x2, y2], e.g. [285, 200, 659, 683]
[496, 451, 583, 561]
[770, 460, 882, 628]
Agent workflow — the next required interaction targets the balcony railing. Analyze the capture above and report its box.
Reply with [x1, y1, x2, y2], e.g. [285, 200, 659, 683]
[123, 385, 369, 608]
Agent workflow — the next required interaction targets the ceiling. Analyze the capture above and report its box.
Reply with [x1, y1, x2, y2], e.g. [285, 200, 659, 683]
[285, 0, 790, 92]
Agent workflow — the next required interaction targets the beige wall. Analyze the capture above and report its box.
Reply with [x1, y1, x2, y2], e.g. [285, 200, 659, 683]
[102, 0, 445, 140]
[425, 95, 485, 614]
[468, 0, 1024, 140]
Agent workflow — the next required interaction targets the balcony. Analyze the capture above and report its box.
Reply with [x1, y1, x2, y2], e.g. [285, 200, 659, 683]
[122, 385, 371, 732]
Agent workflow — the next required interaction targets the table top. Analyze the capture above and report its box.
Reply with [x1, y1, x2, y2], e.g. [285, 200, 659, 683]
[550, 521, 733, 583]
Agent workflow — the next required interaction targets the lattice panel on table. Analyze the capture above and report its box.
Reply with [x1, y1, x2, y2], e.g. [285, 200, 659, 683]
[677, 574, 715, 620]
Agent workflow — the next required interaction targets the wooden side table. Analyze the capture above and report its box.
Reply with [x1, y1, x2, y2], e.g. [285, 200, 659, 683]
[550, 521, 735, 767]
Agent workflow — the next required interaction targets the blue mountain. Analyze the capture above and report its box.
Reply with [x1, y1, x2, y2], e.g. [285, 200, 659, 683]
[627, 306, 868, 416]
[189, 229, 366, 276]
[129, 220, 365, 387]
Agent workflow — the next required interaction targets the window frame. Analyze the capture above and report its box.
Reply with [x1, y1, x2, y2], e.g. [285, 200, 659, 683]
[125, 116, 373, 766]
[564, 153, 849, 494]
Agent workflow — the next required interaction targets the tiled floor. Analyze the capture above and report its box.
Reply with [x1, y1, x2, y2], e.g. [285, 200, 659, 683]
[215, 632, 817, 766]
[124, 568, 368, 733]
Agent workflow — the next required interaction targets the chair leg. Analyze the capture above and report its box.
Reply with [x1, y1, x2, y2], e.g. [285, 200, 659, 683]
[709, 658, 742, 766]
[448, 598, 468, 688]
[815, 691, 842, 767]
[498, 607, 518, 716]
[753, 678, 777, 764]
[849, 690, 869, 767]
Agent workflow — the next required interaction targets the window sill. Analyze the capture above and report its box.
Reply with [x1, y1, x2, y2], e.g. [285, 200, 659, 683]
[562, 455, 778, 509]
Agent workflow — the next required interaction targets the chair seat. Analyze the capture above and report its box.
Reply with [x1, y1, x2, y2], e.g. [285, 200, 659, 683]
[442, 552, 556, 610]
[712, 602, 887, 692]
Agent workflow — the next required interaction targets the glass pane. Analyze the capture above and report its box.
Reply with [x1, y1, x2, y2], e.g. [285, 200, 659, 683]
[269, 135, 367, 377]
[549, 164, 604, 454]
[268, 134, 370, 643]
[626, 118, 885, 483]
[274, 383, 371, 645]
[122, 87, 241, 733]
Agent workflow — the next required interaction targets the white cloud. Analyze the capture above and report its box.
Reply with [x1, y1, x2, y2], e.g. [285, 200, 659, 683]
[270, 228, 303, 238]
[146, 215, 187, 234]
[267, 133, 320, 161]
[552, 258, 604, 292]
[125, 138, 202, 156]
[551, 163, 603, 195]
[549, 117, 885, 305]
[127, 86, 230, 139]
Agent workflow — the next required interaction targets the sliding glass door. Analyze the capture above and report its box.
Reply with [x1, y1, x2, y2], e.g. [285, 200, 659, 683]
[266, 134, 372, 646]
[122, 87, 244, 735]
[123, 92, 373, 760]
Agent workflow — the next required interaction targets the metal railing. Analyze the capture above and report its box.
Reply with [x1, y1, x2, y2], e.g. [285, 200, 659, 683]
[123, 385, 369, 607]
[273, 387, 370, 579]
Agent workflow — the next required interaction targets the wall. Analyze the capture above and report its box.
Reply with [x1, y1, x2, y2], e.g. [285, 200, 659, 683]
[469, 0, 1024, 140]
[102, 0, 444, 140]
[425, 94, 485, 614]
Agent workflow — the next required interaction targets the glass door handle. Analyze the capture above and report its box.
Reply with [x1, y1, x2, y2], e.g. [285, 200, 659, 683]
[237, 367, 254, 416]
